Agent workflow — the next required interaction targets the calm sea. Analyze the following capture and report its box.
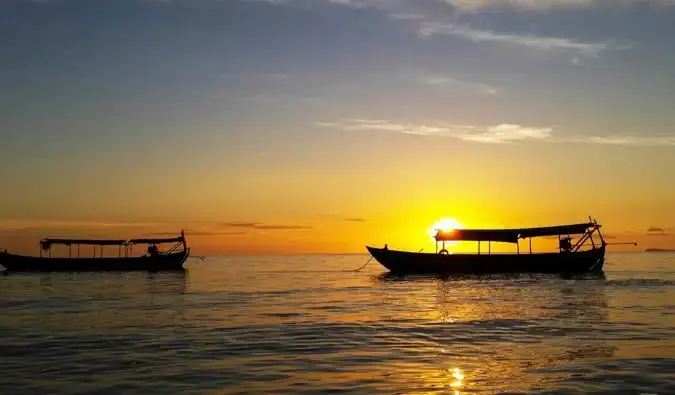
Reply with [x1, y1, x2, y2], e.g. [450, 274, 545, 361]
[1, 252, 675, 394]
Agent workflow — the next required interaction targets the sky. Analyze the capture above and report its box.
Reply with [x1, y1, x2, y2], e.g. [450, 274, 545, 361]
[2, 0, 675, 254]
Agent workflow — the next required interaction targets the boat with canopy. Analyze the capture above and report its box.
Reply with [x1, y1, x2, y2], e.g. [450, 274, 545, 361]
[0, 230, 190, 272]
[366, 218, 634, 275]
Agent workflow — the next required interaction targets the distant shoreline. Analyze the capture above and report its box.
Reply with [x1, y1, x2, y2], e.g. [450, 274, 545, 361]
[644, 248, 675, 253]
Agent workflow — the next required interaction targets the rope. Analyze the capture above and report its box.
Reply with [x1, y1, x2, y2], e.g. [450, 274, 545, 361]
[349, 256, 373, 272]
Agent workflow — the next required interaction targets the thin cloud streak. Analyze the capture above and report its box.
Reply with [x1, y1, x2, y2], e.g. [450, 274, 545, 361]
[316, 119, 551, 143]
[440, 0, 675, 12]
[254, 0, 632, 58]
[420, 73, 499, 95]
[146, 230, 248, 237]
[418, 23, 626, 57]
[316, 118, 675, 146]
[224, 222, 313, 230]
[0, 219, 159, 231]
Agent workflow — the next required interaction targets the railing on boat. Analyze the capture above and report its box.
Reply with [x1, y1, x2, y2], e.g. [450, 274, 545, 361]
[38, 230, 188, 258]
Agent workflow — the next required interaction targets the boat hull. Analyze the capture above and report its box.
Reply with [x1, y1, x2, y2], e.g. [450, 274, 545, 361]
[366, 246, 605, 275]
[0, 248, 190, 273]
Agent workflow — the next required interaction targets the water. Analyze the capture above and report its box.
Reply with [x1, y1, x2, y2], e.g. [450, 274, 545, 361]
[2, 252, 675, 394]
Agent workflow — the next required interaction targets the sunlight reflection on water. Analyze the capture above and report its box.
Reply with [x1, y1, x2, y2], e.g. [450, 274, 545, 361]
[1, 252, 675, 393]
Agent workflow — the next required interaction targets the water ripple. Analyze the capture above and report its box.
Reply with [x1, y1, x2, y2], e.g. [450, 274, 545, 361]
[1, 252, 675, 394]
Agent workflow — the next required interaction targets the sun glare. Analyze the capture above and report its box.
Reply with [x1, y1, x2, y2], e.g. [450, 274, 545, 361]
[426, 217, 463, 242]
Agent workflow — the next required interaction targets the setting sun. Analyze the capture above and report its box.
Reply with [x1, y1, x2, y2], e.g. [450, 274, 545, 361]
[426, 217, 464, 242]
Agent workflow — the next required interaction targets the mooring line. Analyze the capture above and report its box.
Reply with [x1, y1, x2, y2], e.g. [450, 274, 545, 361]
[348, 256, 373, 272]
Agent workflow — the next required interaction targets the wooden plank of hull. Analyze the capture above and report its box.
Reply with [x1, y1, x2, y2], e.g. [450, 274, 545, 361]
[0, 248, 190, 273]
[366, 246, 605, 275]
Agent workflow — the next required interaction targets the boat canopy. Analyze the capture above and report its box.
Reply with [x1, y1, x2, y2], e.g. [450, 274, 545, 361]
[435, 222, 598, 243]
[39, 231, 186, 248]
[127, 236, 185, 245]
[40, 238, 128, 248]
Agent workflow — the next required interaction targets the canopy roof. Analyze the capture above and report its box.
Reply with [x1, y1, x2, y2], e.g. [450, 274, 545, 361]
[434, 222, 597, 243]
[41, 238, 127, 246]
[127, 236, 185, 245]
[40, 232, 186, 247]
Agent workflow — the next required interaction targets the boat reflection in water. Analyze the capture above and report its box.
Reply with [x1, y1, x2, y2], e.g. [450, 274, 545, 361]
[1, 270, 191, 333]
[371, 271, 613, 393]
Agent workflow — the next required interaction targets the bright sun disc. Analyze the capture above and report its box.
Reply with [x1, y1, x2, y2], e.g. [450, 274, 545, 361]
[427, 217, 463, 242]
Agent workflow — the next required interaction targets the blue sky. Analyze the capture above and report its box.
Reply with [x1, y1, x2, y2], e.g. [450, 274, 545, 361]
[2, 0, 675, 252]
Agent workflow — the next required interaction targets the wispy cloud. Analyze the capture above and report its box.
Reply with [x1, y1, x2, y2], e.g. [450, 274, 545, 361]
[224, 222, 313, 230]
[646, 226, 669, 236]
[440, 0, 593, 12]
[322, 0, 675, 12]
[252, 0, 632, 59]
[316, 118, 675, 146]
[440, 0, 675, 12]
[344, 217, 366, 222]
[420, 73, 499, 95]
[316, 118, 551, 143]
[0, 219, 158, 231]
[146, 230, 247, 237]
[565, 135, 675, 146]
[418, 23, 625, 57]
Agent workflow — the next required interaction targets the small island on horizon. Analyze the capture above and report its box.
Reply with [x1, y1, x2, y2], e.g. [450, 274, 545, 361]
[644, 248, 675, 253]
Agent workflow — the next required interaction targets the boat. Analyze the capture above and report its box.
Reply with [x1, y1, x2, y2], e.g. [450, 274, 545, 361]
[366, 218, 630, 275]
[0, 230, 190, 273]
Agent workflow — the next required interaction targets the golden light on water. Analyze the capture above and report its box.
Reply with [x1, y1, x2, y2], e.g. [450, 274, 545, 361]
[449, 367, 465, 388]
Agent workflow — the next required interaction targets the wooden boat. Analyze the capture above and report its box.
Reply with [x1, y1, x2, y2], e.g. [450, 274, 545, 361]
[366, 218, 624, 275]
[0, 231, 190, 273]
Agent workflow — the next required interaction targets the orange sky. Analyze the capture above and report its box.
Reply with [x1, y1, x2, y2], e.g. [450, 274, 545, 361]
[2, 0, 675, 255]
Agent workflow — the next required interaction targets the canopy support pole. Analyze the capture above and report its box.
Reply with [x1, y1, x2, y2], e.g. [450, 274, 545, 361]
[529, 238, 532, 254]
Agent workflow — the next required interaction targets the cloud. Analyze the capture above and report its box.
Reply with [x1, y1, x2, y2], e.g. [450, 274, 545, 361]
[440, 0, 594, 11]
[0, 219, 157, 231]
[320, 0, 675, 12]
[420, 73, 499, 95]
[440, 0, 675, 12]
[147, 230, 247, 237]
[418, 23, 626, 57]
[250, 0, 633, 59]
[344, 218, 366, 222]
[224, 222, 313, 230]
[316, 118, 551, 143]
[568, 135, 675, 146]
[315, 118, 675, 146]
[646, 227, 669, 236]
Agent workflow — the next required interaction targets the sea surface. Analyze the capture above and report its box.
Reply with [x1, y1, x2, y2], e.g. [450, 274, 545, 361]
[1, 252, 675, 394]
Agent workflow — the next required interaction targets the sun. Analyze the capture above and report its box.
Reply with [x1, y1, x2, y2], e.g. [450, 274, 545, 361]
[426, 217, 463, 242]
